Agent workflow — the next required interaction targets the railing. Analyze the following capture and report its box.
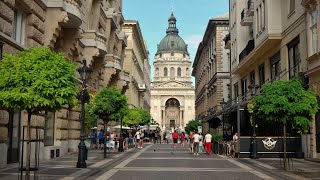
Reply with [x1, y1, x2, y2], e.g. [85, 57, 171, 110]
[239, 39, 255, 62]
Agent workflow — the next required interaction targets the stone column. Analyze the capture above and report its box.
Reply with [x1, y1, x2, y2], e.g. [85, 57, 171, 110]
[179, 110, 182, 128]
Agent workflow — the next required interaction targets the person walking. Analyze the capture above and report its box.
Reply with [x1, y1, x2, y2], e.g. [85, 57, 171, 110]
[98, 129, 104, 150]
[91, 129, 97, 149]
[231, 132, 238, 158]
[180, 132, 185, 147]
[199, 139, 204, 153]
[135, 130, 141, 148]
[189, 132, 194, 153]
[193, 131, 200, 155]
[204, 131, 212, 155]
[172, 130, 179, 148]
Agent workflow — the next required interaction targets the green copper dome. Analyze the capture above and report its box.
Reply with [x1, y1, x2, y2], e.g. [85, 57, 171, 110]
[157, 13, 188, 54]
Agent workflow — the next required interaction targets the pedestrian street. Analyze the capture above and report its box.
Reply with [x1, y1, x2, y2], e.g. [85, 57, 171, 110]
[90, 143, 273, 180]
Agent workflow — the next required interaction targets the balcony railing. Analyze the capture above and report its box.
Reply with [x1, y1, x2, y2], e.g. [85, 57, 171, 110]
[239, 39, 255, 62]
[241, 9, 253, 26]
[246, 0, 254, 16]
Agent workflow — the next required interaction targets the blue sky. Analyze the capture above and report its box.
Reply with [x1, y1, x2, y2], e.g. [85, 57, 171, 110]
[123, 0, 229, 81]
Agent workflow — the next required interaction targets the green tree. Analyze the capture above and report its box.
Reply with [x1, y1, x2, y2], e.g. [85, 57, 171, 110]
[123, 108, 151, 126]
[251, 78, 318, 170]
[88, 87, 128, 157]
[138, 108, 152, 125]
[185, 119, 201, 133]
[0, 47, 77, 178]
[89, 87, 128, 124]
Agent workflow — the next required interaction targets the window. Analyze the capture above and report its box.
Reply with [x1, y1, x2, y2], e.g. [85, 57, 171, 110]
[177, 67, 181, 77]
[289, 0, 295, 13]
[256, 8, 260, 33]
[171, 41, 174, 47]
[258, 64, 265, 85]
[170, 67, 175, 77]
[250, 70, 255, 86]
[270, 52, 281, 81]
[310, 8, 318, 55]
[288, 38, 300, 78]
[12, 9, 26, 45]
[164, 67, 168, 77]
[241, 78, 247, 100]
[234, 83, 239, 100]
[44, 112, 55, 146]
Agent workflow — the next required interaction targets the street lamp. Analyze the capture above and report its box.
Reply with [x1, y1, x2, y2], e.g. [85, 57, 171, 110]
[76, 59, 92, 168]
[220, 98, 227, 139]
[0, 41, 4, 61]
[248, 84, 259, 159]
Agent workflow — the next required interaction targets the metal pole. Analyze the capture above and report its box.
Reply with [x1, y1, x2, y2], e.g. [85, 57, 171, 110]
[251, 110, 257, 159]
[237, 99, 240, 158]
[76, 89, 87, 168]
[118, 118, 124, 152]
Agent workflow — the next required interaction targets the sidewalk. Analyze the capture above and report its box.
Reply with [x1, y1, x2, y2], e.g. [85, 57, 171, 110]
[237, 157, 320, 180]
[0, 147, 135, 180]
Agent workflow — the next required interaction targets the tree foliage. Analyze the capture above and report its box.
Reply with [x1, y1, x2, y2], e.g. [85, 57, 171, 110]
[252, 78, 318, 133]
[123, 108, 151, 126]
[88, 87, 128, 123]
[185, 119, 201, 133]
[0, 46, 77, 111]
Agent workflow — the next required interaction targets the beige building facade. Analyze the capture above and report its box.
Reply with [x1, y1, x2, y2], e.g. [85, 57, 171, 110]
[123, 20, 151, 110]
[151, 13, 195, 130]
[301, 0, 320, 159]
[0, 0, 129, 168]
[192, 16, 230, 134]
[226, 0, 317, 157]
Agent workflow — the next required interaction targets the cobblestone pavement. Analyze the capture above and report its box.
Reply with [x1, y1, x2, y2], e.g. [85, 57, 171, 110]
[0, 144, 319, 180]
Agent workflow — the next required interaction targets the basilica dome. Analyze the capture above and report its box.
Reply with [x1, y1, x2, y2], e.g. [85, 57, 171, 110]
[156, 13, 188, 54]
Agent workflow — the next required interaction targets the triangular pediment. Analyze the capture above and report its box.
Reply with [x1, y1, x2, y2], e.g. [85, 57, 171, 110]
[154, 80, 193, 88]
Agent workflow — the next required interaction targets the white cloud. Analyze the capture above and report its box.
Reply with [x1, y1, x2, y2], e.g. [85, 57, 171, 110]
[185, 35, 203, 49]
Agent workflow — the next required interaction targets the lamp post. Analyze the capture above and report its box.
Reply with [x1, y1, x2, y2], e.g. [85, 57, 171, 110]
[0, 41, 4, 61]
[248, 84, 259, 159]
[118, 118, 124, 152]
[76, 59, 92, 168]
[220, 99, 227, 139]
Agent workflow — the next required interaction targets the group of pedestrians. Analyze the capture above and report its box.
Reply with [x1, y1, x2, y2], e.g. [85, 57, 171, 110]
[188, 131, 212, 155]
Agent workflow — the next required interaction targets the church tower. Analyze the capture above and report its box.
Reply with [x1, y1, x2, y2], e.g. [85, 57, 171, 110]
[151, 13, 195, 131]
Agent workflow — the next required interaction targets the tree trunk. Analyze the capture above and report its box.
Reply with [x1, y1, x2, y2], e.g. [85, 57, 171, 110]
[283, 123, 287, 171]
[25, 110, 33, 180]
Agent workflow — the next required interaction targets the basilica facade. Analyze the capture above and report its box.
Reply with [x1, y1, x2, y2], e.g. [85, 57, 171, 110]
[150, 13, 195, 131]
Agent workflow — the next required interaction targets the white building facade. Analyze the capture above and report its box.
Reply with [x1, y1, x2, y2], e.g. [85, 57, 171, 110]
[151, 13, 195, 130]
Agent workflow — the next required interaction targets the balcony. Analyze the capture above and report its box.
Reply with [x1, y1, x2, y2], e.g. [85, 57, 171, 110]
[240, 9, 253, 26]
[45, 0, 82, 28]
[116, 31, 127, 47]
[138, 84, 147, 92]
[80, 31, 108, 57]
[224, 33, 230, 49]
[246, 0, 254, 17]
[239, 39, 255, 63]
[104, 54, 122, 71]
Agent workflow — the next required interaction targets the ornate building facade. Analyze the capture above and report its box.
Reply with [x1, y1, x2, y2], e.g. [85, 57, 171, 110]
[151, 13, 195, 130]
[0, 0, 131, 168]
[301, 0, 320, 159]
[192, 15, 230, 134]
[123, 20, 151, 110]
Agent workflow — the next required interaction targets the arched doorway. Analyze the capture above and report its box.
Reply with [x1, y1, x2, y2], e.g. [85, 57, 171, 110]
[165, 98, 180, 130]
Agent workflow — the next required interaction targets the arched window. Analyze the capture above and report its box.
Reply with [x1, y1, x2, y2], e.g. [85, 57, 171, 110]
[177, 67, 181, 77]
[170, 67, 175, 77]
[164, 67, 168, 77]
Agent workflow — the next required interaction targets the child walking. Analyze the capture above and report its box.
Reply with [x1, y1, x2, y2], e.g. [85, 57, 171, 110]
[199, 139, 204, 153]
